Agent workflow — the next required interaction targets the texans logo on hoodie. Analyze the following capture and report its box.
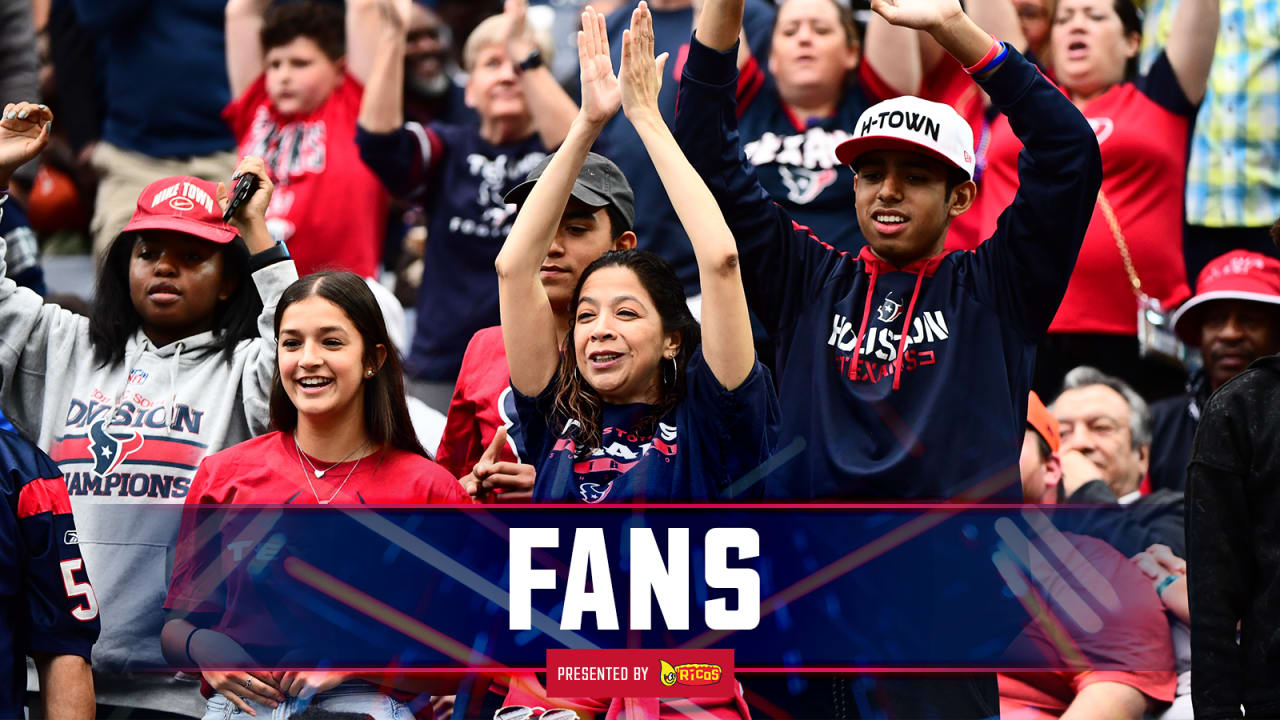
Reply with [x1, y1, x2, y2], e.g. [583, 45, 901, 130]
[88, 420, 143, 476]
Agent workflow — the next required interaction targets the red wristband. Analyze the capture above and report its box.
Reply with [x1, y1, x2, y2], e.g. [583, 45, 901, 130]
[963, 35, 1002, 75]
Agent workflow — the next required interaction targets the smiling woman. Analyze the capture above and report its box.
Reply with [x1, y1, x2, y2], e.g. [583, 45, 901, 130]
[160, 271, 468, 718]
[495, 3, 779, 508]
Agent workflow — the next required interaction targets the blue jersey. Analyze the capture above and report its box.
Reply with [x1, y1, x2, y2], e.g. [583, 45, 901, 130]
[357, 122, 548, 381]
[0, 429, 98, 715]
[512, 351, 779, 503]
[737, 57, 874, 253]
[674, 39, 1102, 501]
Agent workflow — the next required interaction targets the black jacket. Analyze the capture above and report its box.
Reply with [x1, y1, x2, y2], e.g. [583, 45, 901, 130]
[1149, 371, 1209, 493]
[1065, 480, 1185, 558]
[1187, 354, 1280, 718]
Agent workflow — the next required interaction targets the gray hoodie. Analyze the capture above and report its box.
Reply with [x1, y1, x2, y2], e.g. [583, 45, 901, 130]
[0, 210, 297, 715]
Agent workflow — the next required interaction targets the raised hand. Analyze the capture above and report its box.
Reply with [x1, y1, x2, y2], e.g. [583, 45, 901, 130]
[577, 4, 622, 126]
[215, 156, 276, 253]
[504, 0, 536, 61]
[377, 0, 412, 33]
[870, 0, 963, 31]
[0, 102, 52, 188]
[619, 2, 668, 123]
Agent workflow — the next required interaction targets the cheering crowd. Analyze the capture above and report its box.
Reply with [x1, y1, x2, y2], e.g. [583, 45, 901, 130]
[2, 0, 1279, 717]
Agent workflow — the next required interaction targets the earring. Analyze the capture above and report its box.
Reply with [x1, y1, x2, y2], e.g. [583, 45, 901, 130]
[365, 369, 374, 378]
[662, 355, 678, 387]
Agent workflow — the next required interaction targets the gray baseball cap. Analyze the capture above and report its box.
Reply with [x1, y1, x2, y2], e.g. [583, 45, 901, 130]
[504, 151, 635, 233]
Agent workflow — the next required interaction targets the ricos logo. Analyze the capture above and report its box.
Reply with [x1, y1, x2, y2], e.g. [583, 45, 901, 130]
[658, 660, 723, 687]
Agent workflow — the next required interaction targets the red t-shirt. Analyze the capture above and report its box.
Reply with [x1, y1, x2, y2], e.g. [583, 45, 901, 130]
[164, 431, 467, 642]
[975, 58, 1194, 335]
[997, 533, 1177, 718]
[859, 56, 988, 251]
[435, 326, 520, 479]
[223, 74, 389, 278]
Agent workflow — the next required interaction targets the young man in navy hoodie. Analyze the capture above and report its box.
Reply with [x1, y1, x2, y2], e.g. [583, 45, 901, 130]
[676, 0, 1101, 714]
[675, 0, 1101, 504]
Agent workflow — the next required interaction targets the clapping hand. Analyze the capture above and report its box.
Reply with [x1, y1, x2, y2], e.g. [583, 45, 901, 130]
[577, 4, 623, 126]
[619, 2, 668, 123]
[0, 102, 51, 189]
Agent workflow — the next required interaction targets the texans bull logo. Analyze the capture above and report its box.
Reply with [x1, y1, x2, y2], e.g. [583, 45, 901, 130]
[779, 167, 838, 205]
[578, 481, 613, 504]
[876, 292, 903, 323]
[89, 418, 144, 475]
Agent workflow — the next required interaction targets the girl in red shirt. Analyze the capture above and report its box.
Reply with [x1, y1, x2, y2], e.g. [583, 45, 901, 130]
[161, 271, 467, 718]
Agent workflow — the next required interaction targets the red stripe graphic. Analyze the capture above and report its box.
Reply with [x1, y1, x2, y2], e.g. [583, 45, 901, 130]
[49, 436, 205, 469]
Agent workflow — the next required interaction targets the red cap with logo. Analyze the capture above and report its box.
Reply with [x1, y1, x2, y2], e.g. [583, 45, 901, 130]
[120, 176, 237, 244]
[1170, 250, 1280, 346]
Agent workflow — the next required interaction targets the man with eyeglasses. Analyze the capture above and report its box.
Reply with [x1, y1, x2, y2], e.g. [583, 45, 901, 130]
[1049, 365, 1185, 558]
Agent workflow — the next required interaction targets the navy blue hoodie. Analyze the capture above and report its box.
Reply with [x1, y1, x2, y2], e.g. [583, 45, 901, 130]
[674, 38, 1102, 501]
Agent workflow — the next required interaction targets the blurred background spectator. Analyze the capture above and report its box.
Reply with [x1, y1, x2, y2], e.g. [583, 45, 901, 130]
[70, 0, 238, 259]
[738, 0, 869, 252]
[977, 0, 1217, 402]
[1139, 0, 1280, 282]
[357, 0, 574, 412]
[597, 0, 776, 304]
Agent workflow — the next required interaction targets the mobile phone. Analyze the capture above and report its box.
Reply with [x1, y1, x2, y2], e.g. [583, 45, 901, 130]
[222, 173, 260, 223]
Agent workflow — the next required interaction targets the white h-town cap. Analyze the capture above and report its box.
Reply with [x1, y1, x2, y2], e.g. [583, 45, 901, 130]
[835, 96, 976, 179]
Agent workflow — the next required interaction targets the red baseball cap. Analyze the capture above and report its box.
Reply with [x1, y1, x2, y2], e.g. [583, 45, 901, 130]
[120, 176, 237, 244]
[1026, 391, 1060, 455]
[1170, 250, 1280, 346]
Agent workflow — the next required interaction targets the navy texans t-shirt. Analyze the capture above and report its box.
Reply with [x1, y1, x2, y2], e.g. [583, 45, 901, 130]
[738, 61, 874, 253]
[510, 351, 779, 503]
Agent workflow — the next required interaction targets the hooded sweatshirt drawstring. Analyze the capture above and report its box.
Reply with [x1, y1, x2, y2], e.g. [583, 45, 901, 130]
[853, 247, 948, 391]
[167, 342, 184, 431]
[892, 270, 927, 390]
[848, 263, 881, 383]
[109, 340, 149, 418]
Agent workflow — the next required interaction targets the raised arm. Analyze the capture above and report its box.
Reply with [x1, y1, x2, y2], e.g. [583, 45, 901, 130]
[694, 0, 744, 51]
[225, 0, 271, 100]
[624, 3, 753, 389]
[862, 14, 924, 96]
[495, 7, 621, 397]
[346, 0, 407, 86]
[965, 0, 1029, 55]
[1165, 0, 1219, 104]
[356, 0, 410, 133]
[874, 0, 1009, 69]
[215, 156, 300, 436]
[504, 0, 579, 149]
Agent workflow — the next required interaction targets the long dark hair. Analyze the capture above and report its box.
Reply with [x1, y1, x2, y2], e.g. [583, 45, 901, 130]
[1113, 0, 1143, 80]
[89, 232, 260, 367]
[268, 272, 428, 458]
[550, 250, 701, 455]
